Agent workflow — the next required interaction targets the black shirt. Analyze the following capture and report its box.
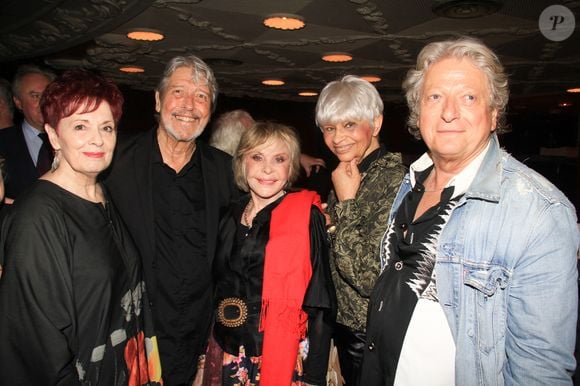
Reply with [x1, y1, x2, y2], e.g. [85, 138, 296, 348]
[0, 181, 160, 385]
[152, 142, 211, 385]
[358, 144, 387, 174]
[213, 194, 336, 384]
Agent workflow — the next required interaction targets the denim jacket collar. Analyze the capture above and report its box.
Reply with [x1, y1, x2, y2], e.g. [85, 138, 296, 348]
[409, 133, 499, 202]
[463, 133, 502, 203]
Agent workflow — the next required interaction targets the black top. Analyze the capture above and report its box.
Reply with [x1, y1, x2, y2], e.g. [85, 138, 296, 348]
[151, 140, 213, 382]
[213, 193, 336, 384]
[0, 180, 160, 385]
[357, 144, 386, 174]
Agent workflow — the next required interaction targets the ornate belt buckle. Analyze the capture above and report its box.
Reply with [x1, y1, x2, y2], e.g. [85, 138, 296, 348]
[217, 297, 248, 328]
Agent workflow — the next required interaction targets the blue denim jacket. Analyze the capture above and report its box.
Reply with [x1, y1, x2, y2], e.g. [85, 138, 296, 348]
[384, 134, 579, 385]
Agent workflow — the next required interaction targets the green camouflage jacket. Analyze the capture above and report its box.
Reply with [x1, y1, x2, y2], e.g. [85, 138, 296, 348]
[327, 151, 406, 331]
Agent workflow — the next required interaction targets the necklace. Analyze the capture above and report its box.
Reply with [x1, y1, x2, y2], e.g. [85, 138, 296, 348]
[243, 200, 254, 227]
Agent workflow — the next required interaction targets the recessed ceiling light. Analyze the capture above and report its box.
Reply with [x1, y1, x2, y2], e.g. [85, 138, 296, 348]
[127, 29, 165, 41]
[566, 87, 580, 93]
[263, 14, 305, 30]
[322, 53, 353, 62]
[558, 101, 572, 107]
[299, 91, 318, 97]
[119, 66, 145, 73]
[360, 75, 381, 83]
[262, 79, 285, 86]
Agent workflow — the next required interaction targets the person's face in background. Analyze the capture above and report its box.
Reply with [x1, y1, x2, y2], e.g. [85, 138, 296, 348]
[320, 115, 382, 163]
[46, 101, 117, 180]
[418, 57, 497, 165]
[245, 137, 291, 204]
[155, 66, 212, 142]
[13, 73, 52, 131]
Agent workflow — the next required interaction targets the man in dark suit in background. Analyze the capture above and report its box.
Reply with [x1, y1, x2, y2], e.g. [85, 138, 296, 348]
[104, 55, 238, 386]
[0, 65, 55, 202]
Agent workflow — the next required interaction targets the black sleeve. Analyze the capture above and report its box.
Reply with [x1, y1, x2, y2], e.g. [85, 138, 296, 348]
[303, 207, 337, 314]
[0, 204, 79, 385]
[302, 309, 334, 385]
[302, 206, 337, 385]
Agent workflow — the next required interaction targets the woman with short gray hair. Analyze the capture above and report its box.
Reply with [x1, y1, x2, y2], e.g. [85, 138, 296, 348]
[316, 75, 406, 385]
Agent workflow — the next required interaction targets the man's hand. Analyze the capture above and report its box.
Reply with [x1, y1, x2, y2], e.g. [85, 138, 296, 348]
[191, 354, 205, 386]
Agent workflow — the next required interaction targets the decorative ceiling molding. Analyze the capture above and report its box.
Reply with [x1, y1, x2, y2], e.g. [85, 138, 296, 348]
[0, 0, 578, 102]
[348, 0, 389, 34]
[0, 0, 154, 60]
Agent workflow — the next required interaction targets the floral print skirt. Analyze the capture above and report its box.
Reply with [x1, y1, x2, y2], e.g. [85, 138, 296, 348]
[222, 342, 308, 386]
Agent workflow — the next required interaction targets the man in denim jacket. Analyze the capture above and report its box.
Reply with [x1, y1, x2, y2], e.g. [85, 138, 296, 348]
[361, 37, 579, 386]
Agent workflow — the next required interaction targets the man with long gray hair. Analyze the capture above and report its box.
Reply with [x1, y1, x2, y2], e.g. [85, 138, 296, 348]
[104, 55, 238, 385]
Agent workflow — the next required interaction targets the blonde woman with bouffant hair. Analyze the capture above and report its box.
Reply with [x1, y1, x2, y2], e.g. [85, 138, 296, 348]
[233, 121, 301, 192]
[209, 119, 335, 386]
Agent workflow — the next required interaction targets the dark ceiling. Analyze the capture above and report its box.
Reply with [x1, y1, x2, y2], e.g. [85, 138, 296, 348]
[0, 0, 579, 105]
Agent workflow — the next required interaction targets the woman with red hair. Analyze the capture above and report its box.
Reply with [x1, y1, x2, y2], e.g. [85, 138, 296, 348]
[0, 69, 162, 385]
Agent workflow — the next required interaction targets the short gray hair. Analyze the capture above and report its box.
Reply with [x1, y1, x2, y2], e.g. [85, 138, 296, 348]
[157, 55, 218, 112]
[12, 64, 56, 98]
[209, 109, 255, 156]
[315, 75, 383, 129]
[403, 37, 509, 139]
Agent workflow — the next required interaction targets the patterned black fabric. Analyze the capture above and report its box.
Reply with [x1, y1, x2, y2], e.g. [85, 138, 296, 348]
[361, 167, 461, 386]
[326, 146, 406, 332]
[0, 181, 161, 385]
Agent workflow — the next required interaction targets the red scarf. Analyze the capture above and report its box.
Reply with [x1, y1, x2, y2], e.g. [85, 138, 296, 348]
[259, 190, 322, 386]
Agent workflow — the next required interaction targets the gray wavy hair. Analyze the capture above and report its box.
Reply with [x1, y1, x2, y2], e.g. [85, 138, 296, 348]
[209, 109, 255, 156]
[157, 55, 218, 112]
[403, 37, 509, 139]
